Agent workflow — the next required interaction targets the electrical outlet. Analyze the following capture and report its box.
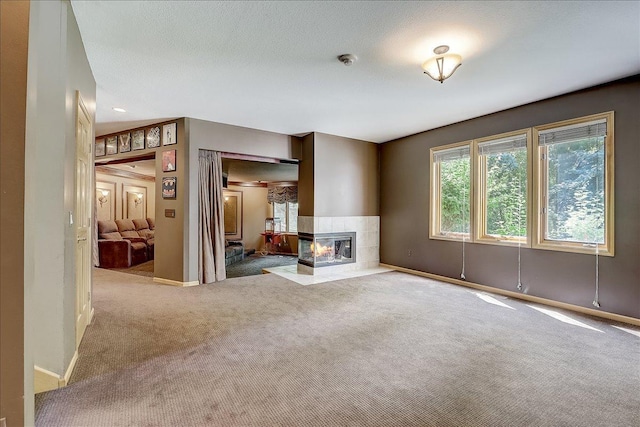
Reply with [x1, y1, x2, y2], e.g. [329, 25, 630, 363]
[408, 249, 412, 257]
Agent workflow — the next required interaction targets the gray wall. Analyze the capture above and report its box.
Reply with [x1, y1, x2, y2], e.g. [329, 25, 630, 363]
[185, 118, 301, 282]
[380, 76, 640, 319]
[313, 132, 379, 217]
[24, 0, 96, 386]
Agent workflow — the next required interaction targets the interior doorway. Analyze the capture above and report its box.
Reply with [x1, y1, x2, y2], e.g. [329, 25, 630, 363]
[94, 154, 157, 278]
[221, 157, 300, 278]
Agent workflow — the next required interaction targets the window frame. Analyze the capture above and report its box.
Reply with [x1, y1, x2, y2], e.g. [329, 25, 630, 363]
[473, 129, 532, 247]
[532, 111, 614, 256]
[429, 140, 474, 242]
[273, 200, 298, 233]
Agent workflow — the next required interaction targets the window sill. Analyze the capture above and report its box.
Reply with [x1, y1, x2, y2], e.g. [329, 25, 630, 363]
[532, 241, 614, 257]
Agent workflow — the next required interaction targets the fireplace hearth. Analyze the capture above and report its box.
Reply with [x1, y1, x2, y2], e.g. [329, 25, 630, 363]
[298, 232, 356, 268]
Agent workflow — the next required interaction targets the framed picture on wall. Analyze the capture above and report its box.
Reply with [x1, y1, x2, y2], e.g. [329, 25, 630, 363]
[223, 190, 243, 240]
[95, 138, 106, 157]
[106, 136, 118, 155]
[119, 132, 131, 153]
[162, 150, 176, 172]
[132, 129, 145, 150]
[147, 126, 161, 148]
[162, 123, 177, 146]
[162, 176, 177, 199]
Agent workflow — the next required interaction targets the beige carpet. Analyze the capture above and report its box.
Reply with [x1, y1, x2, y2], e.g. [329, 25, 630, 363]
[107, 260, 154, 277]
[35, 268, 640, 426]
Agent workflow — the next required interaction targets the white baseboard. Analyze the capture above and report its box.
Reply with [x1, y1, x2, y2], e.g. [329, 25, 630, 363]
[153, 277, 199, 287]
[380, 263, 640, 327]
[63, 350, 79, 386]
[34, 366, 60, 394]
[34, 350, 79, 394]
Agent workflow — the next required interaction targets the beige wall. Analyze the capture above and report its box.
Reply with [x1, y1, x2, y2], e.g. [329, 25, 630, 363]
[227, 185, 270, 251]
[0, 1, 30, 425]
[96, 173, 156, 222]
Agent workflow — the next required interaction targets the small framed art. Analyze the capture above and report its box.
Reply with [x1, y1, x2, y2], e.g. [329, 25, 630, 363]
[119, 132, 131, 153]
[162, 150, 176, 172]
[163, 123, 177, 146]
[162, 176, 177, 199]
[95, 138, 106, 157]
[132, 129, 145, 150]
[147, 126, 160, 148]
[106, 136, 118, 155]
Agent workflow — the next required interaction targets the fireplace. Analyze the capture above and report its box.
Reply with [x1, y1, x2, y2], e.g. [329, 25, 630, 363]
[298, 232, 356, 268]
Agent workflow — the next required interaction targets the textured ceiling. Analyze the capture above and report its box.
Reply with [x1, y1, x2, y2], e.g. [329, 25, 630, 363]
[71, 1, 640, 143]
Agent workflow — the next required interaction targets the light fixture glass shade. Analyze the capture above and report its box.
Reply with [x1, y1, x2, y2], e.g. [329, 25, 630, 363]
[422, 53, 462, 83]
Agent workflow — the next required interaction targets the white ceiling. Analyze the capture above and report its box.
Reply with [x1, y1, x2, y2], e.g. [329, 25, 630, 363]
[71, 1, 640, 143]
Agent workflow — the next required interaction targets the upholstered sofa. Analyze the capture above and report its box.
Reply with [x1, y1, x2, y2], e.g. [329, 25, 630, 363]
[225, 240, 244, 266]
[97, 218, 155, 268]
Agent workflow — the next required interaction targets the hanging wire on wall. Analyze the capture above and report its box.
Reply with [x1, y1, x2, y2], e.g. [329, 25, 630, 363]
[461, 163, 467, 280]
[517, 160, 523, 291]
[592, 155, 602, 308]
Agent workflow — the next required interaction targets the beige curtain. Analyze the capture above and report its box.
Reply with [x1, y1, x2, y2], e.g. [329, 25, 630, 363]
[199, 150, 226, 283]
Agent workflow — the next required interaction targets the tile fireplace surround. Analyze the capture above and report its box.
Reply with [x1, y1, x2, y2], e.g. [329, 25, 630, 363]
[297, 216, 380, 275]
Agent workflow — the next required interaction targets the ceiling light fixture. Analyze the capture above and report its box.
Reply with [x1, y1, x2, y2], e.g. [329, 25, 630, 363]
[338, 54, 357, 66]
[422, 45, 462, 84]
[112, 107, 126, 113]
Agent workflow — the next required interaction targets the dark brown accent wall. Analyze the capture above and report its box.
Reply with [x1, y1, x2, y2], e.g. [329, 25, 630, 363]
[0, 1, 29, 425]
[380, 76, 640, 319]
[298, 134, 315, 216]
[312, 132, 379, 217]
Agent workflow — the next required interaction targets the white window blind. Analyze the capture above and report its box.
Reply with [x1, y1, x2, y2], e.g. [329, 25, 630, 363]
[433, 145, 470, 162]
[539, 119, 607, 146]
[478, 134, 527, 156]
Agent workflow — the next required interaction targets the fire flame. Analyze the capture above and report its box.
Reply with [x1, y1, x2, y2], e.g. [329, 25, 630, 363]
[310, 243, 332, 257]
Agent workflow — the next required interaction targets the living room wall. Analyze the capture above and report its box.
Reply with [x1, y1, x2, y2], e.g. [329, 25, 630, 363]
[380, 76, 640, 319]
[22, 0, 96, 421]
[298, 132, 379, 217]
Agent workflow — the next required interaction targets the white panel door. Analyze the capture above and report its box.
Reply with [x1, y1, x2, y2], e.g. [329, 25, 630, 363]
[75, 94, 93, 348]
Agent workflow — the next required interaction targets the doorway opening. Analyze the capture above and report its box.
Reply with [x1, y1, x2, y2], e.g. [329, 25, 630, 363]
[221, 156, 299, 278]
[94, 154, 157, 278]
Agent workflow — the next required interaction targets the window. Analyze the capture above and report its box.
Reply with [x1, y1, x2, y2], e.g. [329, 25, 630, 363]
[430, 142, 472, 240]
[533, 112, 614, 256]
[475, 130, 530, 245]
[428, 111, 614, 256]
[273, 201, 298, 233]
